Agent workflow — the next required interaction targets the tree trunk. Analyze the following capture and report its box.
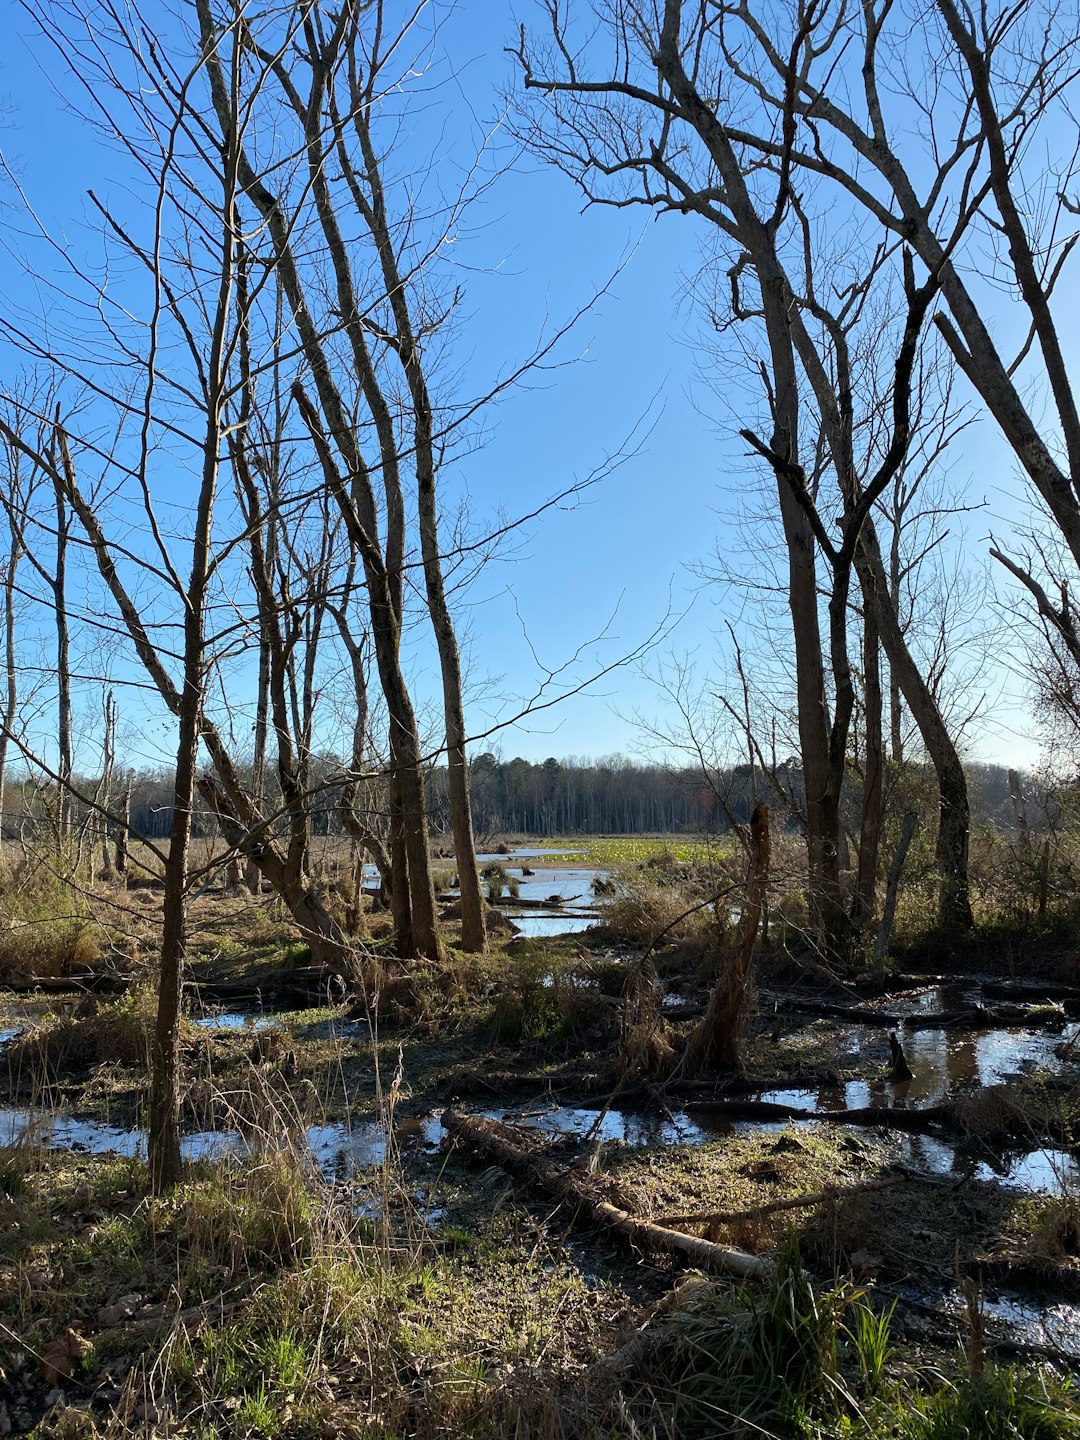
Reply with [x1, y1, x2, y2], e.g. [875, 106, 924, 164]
[0, 511, 20, 838]
[153, 693, 198, 1193]
[115, 771, 132, 879]
[387, 762, 413, 952]
[349, 98, 486, 955]
[855, 597, 884, 930]
[52, 478, 72, 850]
[246, 629, 270, 896]
[416, 450, 485, 953]
[874, 810, 919, 983]
[682, 803, 770, 1074]
[858, 527, 972, 930]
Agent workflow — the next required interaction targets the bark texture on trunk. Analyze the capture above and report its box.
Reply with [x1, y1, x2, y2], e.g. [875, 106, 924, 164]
[196, 17, 443, 960]
[855, 596, 884, 929]
[682, 803, 770, 1074]
[858, 527, 972, 930]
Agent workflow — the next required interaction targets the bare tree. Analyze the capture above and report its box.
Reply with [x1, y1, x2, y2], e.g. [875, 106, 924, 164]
[514, 0, 974, 944]
[708, 0, 1080, 733]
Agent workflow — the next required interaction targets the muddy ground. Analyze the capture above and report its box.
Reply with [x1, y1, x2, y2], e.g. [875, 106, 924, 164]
[4, 853, 1080, 1435]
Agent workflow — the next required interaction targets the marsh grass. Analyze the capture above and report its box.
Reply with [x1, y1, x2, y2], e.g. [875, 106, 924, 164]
[6, 987, 194, 1077]
[0, 854, 104, 981]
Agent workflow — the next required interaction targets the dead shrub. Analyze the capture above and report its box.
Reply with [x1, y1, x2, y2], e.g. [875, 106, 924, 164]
[618, 959, 676, 1079]
[0, 920, 102, 981]
[7, 987, 193, 1075]
[1024, 1195, 1080, 1267]
[604, 880, 711, 948]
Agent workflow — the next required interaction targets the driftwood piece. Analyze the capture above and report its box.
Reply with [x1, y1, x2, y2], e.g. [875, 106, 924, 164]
[654, 1174, 906, 1230]
[442, 1108, 775, 1279]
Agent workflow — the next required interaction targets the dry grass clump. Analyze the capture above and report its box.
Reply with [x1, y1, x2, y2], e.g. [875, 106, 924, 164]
[604, 879, 713, 947]
[6, 987, 194, 1076]
[618, 958, 676, 1079]
[161, 1146, 320, 1268]
[1022, 1194, 1080, 1268]
[0, 858, 106, 981]
[487, 952, 615, 1045]
[0, 920, 102, 982]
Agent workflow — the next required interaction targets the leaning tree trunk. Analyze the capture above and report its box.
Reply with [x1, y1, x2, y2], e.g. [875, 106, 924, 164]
[858, 527, 972, 931]
[682, 803, 770, 1074]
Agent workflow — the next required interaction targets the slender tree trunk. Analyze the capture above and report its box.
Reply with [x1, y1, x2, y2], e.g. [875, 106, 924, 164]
[196, 22, 443, 961]
[347, 100, 486, 953]
[247, 630, 270, 896]
[855, 598, 884, 929]
[682, 804, 770, 1074]
[858, 527, 973, 930]
[99, 689, 116, 879]
[388, 762, 413, 951]
[115, 771, 131, 880]
[875, 811, 919, 983]
[52, 478, 72, 850]
[0, 513, 20, 838]
[415, 433, 484, 953]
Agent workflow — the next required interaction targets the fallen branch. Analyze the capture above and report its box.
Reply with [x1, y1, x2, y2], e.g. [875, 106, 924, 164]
[685, 1089, 1051, 1140]
[442, 1108, 775, 1279]
[655, 1174, 906, 1230]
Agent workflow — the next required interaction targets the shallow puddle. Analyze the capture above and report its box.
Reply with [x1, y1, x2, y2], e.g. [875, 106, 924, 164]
[0, 1105, 446, 1173]
[763, 1022, 1065, 1112]
[484, 1103, 706, 1147]
[917, 1287, 1080, 1358]
[192, 1012, 277, 1032]
[474, 851, 608, 934]
[501, 913, 599, 937]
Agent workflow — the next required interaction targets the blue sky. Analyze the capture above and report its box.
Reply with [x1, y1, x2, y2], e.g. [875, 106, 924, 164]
[0, 0, 1049, 775]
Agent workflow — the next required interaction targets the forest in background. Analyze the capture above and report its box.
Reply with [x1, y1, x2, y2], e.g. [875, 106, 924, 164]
[3, 0, 1080, 1436]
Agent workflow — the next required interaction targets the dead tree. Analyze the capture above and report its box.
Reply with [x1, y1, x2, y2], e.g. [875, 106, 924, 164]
[515, 0, 972, 946]
[682, 802, 770, 1073]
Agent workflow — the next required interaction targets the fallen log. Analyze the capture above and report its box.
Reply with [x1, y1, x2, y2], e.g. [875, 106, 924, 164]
[442, 1108, 775, 1279]
[0, 971, 130, 995]
[766, 996, 1067, 1032]
[904, 1003, 1065, 1031]
[766, 997, 904, 1027]
[190, 965, 346, 1006]
[686, 1089, 1051, 1140]
[982, 978, 1080, 1003]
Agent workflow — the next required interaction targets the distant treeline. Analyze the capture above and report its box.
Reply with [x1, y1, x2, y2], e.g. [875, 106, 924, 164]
[0, 752, 1048, 844]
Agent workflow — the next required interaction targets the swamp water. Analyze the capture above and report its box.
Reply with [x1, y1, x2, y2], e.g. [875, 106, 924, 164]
[4, 977, 1080, 1355]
